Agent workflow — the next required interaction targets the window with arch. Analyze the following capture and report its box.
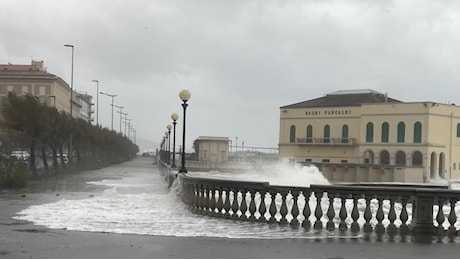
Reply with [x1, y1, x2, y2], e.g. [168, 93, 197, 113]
[397, 122, 405, 143]
[289, 125, 296, 143]
[413, 122, 422, 143]
[341, 125, 349, 143]
[395, 151, 406, 166]
[324, 125, 330, 143]
[381, 122, 389, 143]
[366, 122, 374, 143]
[306, 125, 313, 143]
[380, 150, 390, 165]
[412, 151, 423, 166]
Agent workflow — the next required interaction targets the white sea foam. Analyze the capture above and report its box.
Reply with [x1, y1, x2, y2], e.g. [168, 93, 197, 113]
[188, 159, 330, 187]
[12, 163, 339, 239]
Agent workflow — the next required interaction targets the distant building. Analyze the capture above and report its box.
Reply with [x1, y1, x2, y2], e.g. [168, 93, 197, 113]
[279, 89, 460, 183]
[0, 60, 92, 122]
[194, 136, 229, 162]
[75, 92, 93, 123]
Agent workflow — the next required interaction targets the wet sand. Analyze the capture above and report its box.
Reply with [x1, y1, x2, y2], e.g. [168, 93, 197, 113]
[1, 157, 460, 259]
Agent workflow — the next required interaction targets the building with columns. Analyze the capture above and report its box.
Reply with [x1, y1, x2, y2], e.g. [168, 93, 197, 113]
[279, 89, 460, 183]
[0, 60, 92, 122]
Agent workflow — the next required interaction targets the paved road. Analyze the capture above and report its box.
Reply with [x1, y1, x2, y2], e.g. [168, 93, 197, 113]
[1, 157, 460, 259]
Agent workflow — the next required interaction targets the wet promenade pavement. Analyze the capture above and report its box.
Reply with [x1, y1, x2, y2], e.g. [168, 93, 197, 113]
[1, 157, 460, 258]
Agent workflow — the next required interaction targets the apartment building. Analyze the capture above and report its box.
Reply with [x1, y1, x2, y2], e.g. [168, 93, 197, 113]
[0, 60, 92, 122]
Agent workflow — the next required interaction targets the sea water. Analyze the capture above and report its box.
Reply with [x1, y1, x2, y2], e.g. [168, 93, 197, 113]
[12, 160, 460, 238]
[13, 161, 352, 239]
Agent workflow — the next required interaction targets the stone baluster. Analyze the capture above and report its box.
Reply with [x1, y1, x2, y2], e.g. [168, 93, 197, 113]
[279, 191, 289, 225]
[435, 198, 446, 233]
[290, 190, 300, 227]
[198, 184, 206, 215]
[216, 188, 224, 217]
[350, 195, 360, 232]
[447, 198, 458, 234]
[268, 191, 278, 223]
[258, 191, 267, 222]
[248, 189, 257, 221]
[363, 197, 373, 233]
[338, 194, 348, 231]
[192, 184, 199, 213]
[375, 196, 385, 234]
[387, 197, 397, 234]
[326, 196, 335, 231]
[231, 189, 240, 219]
[208, 186, 217, 216]
[302, 191, 312, 230]
[223, 188, 232, 218]
[239, 189, 248, 220]
[314, 191, 323, 230]
[202, 185, 210, 215]
[399, 196, 410, 235]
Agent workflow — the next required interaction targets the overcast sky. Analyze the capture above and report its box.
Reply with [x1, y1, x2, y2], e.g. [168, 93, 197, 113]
[1, 0, 460, 152]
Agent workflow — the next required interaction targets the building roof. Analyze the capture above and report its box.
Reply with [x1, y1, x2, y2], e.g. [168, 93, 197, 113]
[0, 61, 70, 89]
[195, 136, 229, 142]
[280, 89, 402, 109]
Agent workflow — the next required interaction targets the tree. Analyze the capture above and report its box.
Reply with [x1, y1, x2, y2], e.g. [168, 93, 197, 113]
[0, 93, 47, 175]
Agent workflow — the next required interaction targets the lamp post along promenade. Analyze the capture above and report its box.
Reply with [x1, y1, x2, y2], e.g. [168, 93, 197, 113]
[171, 112, 179, 168]
[100, 91, 116, 130]
[64, 44, 74, 161]
[178, 89, 191, 173]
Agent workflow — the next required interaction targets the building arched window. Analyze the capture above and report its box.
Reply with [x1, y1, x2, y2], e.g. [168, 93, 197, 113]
[396, 151, 406, 166]
[289, 125, 296, 143]
[381, 122, 389, 143]
[306, 125, 313, 143]
[341, 125, 349, 143]
[397, 122, 405, 143]
[366, 122, 374, 143]
[324, 125, 330, 143]
[412, 151, 423, 166]
[413, 122, 422, 143]
[380, 150, 390, 165]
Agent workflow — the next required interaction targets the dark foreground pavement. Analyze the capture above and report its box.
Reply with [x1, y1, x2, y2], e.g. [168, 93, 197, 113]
[1, 157, 460, 259]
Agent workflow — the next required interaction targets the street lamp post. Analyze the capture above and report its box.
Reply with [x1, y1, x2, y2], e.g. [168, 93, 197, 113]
[127, 119, 132, 140]
[64, 44, 74, 161]
[132, 128, 136, 144]
[114, 105, 124, 133]
[161, 136, 165, 162]
[92, 80, 99, 125]
[167, 124, 172, 165]
[124, 118, 131, 138]
[100, 91, 116, 130]
[165, 131, 169, 164]
[178, 89, 191, 173]
[121, 113, 128, 136]
[171, 112, 179, 168]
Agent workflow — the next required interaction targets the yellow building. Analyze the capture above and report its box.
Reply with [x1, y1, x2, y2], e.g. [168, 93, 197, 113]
[0, 60, 92, 122]
[279, 89, 460, 183]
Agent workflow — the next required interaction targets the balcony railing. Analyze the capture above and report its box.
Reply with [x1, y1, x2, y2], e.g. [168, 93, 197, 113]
[296, 138, 357, 146]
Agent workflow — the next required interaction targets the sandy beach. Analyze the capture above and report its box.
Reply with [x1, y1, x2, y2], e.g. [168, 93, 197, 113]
[2, 157, 460, 259]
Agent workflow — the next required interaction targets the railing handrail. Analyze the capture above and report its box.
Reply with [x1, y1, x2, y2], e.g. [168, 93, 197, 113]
[180, 174, 270, 189]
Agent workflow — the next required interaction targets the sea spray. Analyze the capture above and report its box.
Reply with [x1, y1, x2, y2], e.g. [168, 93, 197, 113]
[188, 159, 330, 187]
